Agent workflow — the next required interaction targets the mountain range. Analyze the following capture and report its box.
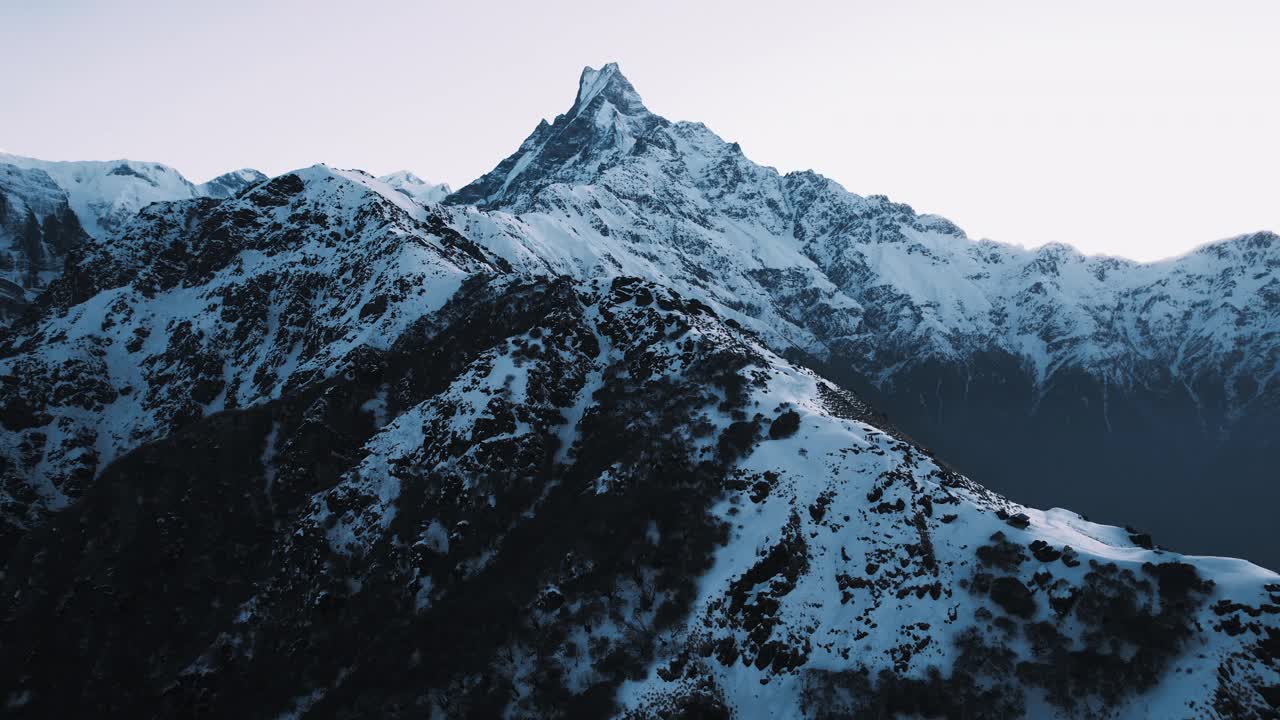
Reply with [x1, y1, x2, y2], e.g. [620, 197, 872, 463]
[0, 153, 450, 326]
[445, 63, 1279, 569]
[0, 64, 1276, 718]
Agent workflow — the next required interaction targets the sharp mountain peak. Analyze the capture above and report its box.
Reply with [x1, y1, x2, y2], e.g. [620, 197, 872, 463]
[446, 62, 668, 209]
[572, 62, 649, 117]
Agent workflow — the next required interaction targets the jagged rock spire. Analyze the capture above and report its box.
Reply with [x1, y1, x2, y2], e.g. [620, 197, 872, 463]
[572, 62, 649, 117]
[447, 63, 667, 210]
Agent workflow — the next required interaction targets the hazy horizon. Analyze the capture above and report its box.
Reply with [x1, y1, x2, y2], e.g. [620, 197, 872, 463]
[3, 0, 1277, 261]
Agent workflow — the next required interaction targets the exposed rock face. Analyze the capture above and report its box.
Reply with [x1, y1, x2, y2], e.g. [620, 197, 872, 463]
[445, 65, 1280, 568]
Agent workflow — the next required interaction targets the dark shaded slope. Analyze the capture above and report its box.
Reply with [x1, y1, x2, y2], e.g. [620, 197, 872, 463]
[806, 348, 1280, 568]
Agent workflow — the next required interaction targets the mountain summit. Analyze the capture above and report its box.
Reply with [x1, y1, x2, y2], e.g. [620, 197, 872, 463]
[573, 62, 650, 116]
[448, 63, 667, 209]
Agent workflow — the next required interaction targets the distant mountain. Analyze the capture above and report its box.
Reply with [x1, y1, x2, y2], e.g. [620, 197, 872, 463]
[0, 65, 1277, 718]
[379, 170, 452, 205]
[0, 153, 254, 238]
[0, 164, 87, 322]
[0, 154, 267, 324]
[198, 167, 269, 199]
[445, 63, 1280, 569]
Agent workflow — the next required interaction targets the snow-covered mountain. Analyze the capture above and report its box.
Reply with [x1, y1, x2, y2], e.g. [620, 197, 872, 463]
[0, 164, 87, 321]
[379, 170, 452, 205]
[0, 153, 264, 238]
[0, 154, 267, 324]
[442, 63, 1280, 568]
[0, 64, 1277, 718]
[198, 167, 270, 199]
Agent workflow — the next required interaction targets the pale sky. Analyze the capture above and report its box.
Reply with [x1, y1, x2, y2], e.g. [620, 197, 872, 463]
[2, 0, 1277, 261]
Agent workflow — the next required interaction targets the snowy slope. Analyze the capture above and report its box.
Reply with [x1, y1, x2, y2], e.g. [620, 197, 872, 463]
[617, 358, 1280, 718]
